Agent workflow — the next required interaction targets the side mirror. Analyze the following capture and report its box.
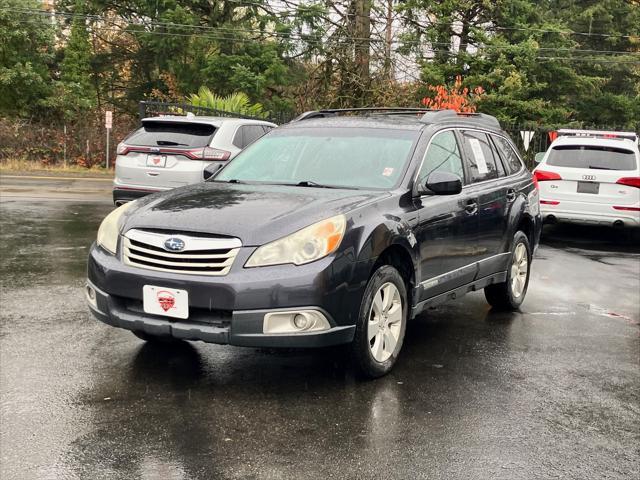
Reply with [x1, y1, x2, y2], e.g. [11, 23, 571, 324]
[534, 152, 545, 164]
[423, 171, 462, 196]
[203, 162, 224, 180]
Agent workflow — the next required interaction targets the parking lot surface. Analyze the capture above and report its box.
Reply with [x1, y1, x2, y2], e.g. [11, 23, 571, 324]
[1, 190, 639, 479]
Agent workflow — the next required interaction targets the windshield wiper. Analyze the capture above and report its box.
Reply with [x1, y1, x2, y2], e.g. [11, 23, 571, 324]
[156, 140, 189, 146]
[588, 165, 613, 170]
[294, 180, 339, 189]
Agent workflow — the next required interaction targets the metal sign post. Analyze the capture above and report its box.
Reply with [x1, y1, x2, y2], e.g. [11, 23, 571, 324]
[63, 124, 67, 167]
[105, 111, 113, 169]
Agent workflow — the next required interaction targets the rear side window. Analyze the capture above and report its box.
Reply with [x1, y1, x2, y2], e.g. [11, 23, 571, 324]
[126, 121, 216, 148]
[460, 130, 500, 183]
[492, 135, 524, 175]
[547, 145, 637, 171]
[417, 130, 464, 185]
[233, 125, 269, 149]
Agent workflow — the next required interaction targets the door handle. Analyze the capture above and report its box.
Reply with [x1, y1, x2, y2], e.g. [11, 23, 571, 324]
[506, 189, 516, 201]
[465, 200, 478, 215]
[146, 172, 159, 177]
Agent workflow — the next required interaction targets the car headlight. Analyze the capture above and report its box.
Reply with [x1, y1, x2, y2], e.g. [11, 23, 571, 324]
[96, 201, 137, 254]
[245, 214, 346, 267]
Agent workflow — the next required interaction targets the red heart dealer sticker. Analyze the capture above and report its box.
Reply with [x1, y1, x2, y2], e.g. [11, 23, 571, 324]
[156, 291, 175, 311]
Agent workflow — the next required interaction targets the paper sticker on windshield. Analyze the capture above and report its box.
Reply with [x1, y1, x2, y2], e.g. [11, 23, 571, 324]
[382, 167, 394, 177]
[468, 138, 488, 174]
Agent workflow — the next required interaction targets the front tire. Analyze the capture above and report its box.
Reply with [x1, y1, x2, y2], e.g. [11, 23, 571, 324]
[352, 265, 408, 378]
[484, 230, 531, 310]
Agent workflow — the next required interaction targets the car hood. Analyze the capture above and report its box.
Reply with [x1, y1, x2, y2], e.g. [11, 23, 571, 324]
[122, 182, 387, 246]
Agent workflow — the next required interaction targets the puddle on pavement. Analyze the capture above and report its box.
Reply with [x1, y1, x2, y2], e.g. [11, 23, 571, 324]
[0, 201, 112, 288]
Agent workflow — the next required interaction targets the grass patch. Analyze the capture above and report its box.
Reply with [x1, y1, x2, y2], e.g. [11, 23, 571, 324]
[0, 158, 113, 178]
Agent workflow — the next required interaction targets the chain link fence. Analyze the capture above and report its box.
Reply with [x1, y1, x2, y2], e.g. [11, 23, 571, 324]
[138, 101, 294, 124]
[0, 113, 137, 168]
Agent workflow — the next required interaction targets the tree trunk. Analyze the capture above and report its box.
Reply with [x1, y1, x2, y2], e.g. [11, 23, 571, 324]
[384, 0, 393, 78]
[458, 17, 470, 64]
[353, 0, 372, 104]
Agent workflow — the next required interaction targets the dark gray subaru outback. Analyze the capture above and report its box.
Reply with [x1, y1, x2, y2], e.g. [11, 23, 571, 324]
[86, 108, 541, 378]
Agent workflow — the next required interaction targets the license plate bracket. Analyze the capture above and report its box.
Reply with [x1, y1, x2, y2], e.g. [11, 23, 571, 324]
[143, 285, 188, 319]
[577, 181, 599, 194]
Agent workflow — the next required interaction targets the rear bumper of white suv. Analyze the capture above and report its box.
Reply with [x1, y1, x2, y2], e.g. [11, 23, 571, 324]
[541, 200, 640, 227]
[112, 182, 170, 205]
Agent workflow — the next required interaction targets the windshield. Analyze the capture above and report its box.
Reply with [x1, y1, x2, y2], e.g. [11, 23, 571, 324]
[214, 127, 419, 189]
[125, 121, 216, 148]
[547, 145, 637, 170]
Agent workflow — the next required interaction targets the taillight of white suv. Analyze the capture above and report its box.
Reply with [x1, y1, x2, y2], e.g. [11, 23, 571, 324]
[116, 143, 230, 161]
[616, 177, 640, 189]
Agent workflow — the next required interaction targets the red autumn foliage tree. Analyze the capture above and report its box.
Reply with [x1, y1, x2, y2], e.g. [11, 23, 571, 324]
[421, 76, 485, 113]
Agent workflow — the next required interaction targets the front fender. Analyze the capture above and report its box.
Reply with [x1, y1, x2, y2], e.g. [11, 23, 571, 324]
[350, 214, 420, 300]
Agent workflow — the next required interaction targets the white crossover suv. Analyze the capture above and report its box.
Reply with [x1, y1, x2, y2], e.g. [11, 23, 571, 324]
[113, 115, 277, 205]
[533, 129, 639, 227]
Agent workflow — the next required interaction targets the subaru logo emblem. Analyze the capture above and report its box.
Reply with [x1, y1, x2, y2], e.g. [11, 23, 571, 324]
[164, 237, 185, 252]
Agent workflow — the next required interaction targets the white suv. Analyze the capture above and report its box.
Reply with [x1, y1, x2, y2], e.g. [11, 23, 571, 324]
[533, 129, 640, 227]
[113, 115, 277, 205]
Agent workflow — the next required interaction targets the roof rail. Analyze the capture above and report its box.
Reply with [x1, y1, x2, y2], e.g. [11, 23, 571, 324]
[420, 109, 501, 129]
[557, 129, 638, 144]
[292, 107, 435, 122]
[291, 107, 502, 129]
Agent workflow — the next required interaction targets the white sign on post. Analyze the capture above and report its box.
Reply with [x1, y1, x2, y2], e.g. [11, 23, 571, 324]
[105, 111, 113, 169]
[520, 130, 535, 151]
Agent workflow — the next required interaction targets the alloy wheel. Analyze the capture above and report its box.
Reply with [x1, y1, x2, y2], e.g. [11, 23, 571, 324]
[367, 282, 403, 362]
[511, 243, 528, 297]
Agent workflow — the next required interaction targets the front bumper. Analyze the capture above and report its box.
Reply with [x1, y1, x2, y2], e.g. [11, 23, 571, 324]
[86, 243, 362, 348]
[87, 280, 354, 347]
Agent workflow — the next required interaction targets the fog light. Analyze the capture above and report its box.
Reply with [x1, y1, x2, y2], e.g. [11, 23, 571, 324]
[293, 313, 312, 330]
[263, 310, 330, 334]
[86, 284, 97, 308]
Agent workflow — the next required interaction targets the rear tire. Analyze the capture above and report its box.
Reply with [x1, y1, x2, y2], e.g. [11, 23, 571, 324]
[351, 265, 408, 378]
[484, 230, 531, 310]
[132, 331, 180, 343]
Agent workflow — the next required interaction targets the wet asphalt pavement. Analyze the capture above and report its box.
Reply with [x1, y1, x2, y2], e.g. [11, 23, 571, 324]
[1, 187, 639, 479]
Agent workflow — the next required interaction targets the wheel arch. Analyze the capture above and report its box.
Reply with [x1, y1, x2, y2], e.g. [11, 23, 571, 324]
[506, 195, 537, 252]
[516, 213, 535, 249]
[355, 228, 418, 310]
[372, 243, 416, 294]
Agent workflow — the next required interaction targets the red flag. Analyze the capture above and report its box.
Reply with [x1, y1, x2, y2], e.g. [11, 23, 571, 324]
[548, 131, 558, 142]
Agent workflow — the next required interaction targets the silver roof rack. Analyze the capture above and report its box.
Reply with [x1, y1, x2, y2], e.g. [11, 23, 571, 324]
[419, 109, 501, 129]
[291, 107, 502, 129]
[292, 108, 433, 122]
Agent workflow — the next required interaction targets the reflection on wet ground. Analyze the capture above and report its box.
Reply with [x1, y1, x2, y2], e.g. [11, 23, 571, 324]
[0, 200, 113, 288]
[1, 200, 638, 479]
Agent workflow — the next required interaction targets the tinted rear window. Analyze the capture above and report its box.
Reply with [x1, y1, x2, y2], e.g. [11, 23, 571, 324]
[460, 130, 500, 183]
[126, 121, 216, 148]
[547, 145, 637, 170]
[492, 135, 524, 175]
